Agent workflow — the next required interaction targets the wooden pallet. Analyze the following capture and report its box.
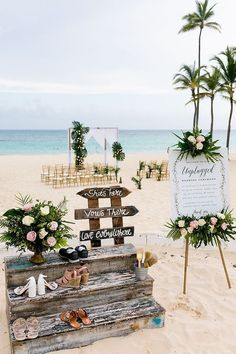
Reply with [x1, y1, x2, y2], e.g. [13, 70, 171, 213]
[5, 244, 165, 354]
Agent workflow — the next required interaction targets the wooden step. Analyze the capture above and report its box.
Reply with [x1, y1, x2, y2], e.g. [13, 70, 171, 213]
[5, 244, 136, 287]
[7, 271, 154, 320]
[9, 297, 165, 354]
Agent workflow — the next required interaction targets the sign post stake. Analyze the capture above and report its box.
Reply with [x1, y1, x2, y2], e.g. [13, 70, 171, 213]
[217, 238, 231, 288]
[183, 236, 189, 295]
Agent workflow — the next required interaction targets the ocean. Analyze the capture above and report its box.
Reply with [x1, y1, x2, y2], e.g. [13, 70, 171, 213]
[0, 130, 235, 155]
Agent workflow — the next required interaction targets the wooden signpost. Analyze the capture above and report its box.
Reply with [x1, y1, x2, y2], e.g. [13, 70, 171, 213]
[75, 186, 138, 247]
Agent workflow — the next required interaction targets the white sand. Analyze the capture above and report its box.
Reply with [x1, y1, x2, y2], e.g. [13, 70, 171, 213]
[1, 152, 236, 354]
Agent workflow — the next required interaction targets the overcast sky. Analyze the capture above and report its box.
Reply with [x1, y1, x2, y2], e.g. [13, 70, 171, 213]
[0, 0, 236, 130]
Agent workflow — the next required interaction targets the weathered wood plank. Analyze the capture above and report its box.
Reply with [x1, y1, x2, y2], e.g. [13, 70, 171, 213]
[5, 244, 136, 287]
[80, 226, 134, 241]
[75, 206, 139, 220]
[10, 297, 165, 354]
[77, 186, 131, 199]
[7, 271, 154, 319]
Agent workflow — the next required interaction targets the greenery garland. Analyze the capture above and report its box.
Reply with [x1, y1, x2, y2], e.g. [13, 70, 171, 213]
[174, 128, 221, 162]
[71, 121, 89, 168]
[166, 209, 236, 248]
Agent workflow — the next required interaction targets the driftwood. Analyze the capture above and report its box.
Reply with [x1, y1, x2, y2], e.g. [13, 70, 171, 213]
[77, 186, 131, 199]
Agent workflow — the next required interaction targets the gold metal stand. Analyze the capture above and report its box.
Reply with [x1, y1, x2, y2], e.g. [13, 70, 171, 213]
[183, 236, 189, 295]
[217, 239, 231, 288]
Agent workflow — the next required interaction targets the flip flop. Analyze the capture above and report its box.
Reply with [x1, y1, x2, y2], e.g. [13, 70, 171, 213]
[60, 311, 81, 329]
[76, 308, 91, 325]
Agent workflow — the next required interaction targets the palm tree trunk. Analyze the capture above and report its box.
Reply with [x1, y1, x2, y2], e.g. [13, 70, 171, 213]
[192, 90, 197, 130]
[196, 27, 203, 129]
[226, 96, 234, 152]
[210, 96, 214, 136]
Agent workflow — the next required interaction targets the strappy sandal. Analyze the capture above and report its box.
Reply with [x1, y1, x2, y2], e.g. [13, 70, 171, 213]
[74, 266, 90, 285]
[56, 268, 81, 288]
[76, 308, 91, 325]
[60, 311, 81, 329]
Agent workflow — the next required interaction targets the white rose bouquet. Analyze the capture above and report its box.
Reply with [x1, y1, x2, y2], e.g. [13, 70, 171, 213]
[0, 194, 73, 263]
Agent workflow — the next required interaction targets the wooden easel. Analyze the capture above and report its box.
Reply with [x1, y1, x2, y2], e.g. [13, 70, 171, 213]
[183, 236, 231, 294]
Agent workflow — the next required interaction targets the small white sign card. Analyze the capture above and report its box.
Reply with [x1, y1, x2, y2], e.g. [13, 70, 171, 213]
[169, 148, 230, 219]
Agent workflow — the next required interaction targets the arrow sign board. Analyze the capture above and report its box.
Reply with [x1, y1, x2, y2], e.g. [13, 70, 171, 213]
[77, 186, 131, 199]
[80, 226, 134, 241]
[75, 206, 139, 220]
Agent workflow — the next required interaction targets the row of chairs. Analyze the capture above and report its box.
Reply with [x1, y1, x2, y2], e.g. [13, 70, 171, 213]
[41, 164, 117, 188]
[137, 160, 169, 180]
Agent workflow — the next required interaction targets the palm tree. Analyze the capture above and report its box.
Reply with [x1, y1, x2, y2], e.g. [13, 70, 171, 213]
[173, 63, 201, 129]
[179, 0, 221, 128]
[198, 67, 223, 135]
[213, 47, 236, 151]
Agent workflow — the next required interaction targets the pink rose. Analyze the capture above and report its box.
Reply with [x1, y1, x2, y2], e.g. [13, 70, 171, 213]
[22, 203, 33, 212]
[48, 221, 58, 231]
[210, 217, 218, 225]
[26, 231, 37, 242]
[196, 135, 205, 143]
[196, 142, 203, 150]
[221, 222, 227, 231]
[47, 236, 57, 247]
[190, 220, 199, 229]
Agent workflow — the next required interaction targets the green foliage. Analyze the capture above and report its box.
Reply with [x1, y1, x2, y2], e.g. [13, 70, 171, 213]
[132, 176, 142, 190]
[0, 196, 73, 253]
[112, 142, 125, 161]
[138, 161, 146, 171]
[166, 209, 236, 248]
[71, 121, 89, 168]
[174, 128, 221, 162]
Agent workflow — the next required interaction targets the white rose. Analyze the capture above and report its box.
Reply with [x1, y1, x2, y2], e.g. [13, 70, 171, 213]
[188, 136, 196, 144]
[178, 220, 185, 228]
[48, 221, 58, 231]
[39, 228, 48, 239]
[217, 213, 225, 220]
[196, 142, 203, 150]
[22, 215, 35, 226]
[198, 218, 206, 227]
[40, 206, 50, 216]
[187, 227, 193, 234]
[180, 228, 188, 237]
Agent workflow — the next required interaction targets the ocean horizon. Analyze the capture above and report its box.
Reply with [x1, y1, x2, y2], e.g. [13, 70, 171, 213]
[0, 129, 235, 155]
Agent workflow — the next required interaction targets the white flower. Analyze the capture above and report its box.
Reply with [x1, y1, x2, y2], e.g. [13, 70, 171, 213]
[188, 135, 196, 144]
[198, 218, 206, 227]
[39, 228, 48, 239]
[217, 213, 225, 220]
[40, 206, 50, 216]
[196, 142, 203, 150]
[48, 221, 58, 231]
[178, 220, 185, 228]
[180, 228, 188, 237]
[187, 227, 193, 234]
[22, 215, 35, 226]
[196, 135, 205, 143]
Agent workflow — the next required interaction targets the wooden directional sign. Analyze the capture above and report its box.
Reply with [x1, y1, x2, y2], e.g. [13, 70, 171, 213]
[77, 186, 131, 199]
[75, 206, 139, 220]
[80, 226, 134, 241]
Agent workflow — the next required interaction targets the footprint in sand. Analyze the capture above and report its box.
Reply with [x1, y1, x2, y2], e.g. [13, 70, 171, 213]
[170, 294, 204, 318]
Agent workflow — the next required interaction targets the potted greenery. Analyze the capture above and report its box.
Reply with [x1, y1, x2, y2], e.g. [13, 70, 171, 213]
[71, 121, 89, 169]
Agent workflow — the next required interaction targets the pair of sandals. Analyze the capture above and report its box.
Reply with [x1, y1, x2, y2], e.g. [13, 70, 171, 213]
[14, 274, 58, 298]
[12, 317, 39, 341]
[60, 308, 91, 329]
[59, 245, 88, 263]
[56, 266, 89, 288]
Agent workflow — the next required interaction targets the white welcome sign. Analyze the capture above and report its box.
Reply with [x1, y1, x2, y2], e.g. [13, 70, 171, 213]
[169, 148, 230, 218]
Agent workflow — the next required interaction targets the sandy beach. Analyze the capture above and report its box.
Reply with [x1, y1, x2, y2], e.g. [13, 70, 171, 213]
[1, 152, 236, 354]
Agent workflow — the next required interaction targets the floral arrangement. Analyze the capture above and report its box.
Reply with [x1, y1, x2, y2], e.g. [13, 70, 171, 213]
[166, 209, 236, 248]
[174, 128, 221, 162]
[0, 195, 73, 262]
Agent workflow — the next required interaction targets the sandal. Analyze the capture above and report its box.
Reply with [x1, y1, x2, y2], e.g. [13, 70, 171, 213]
[75, 245, 88, 259]
[56, 268, 81, 288]
[38, 274, 58, 295]
[60, 311, 81, 329]
[76, 308, 91, 325]
[14, 276, 36, 298]
[74, 266, 90, 285]
[12, 318, 27, 341]
[26, 317, 39, 339]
